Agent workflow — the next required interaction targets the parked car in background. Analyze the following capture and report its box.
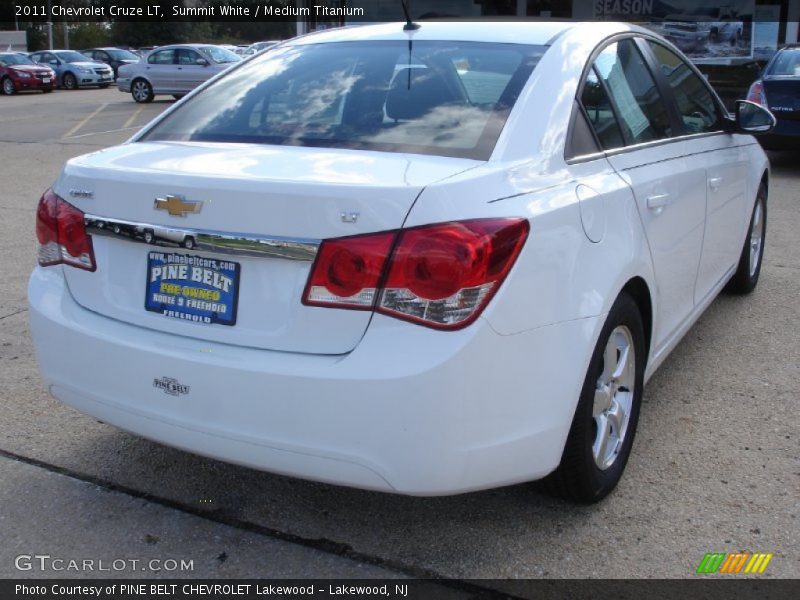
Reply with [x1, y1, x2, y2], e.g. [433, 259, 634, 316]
[117, 44, 241, 103]
[28, 50, 113, 90]
[80, 47, 140, 79]
[0, 52, 55, 95]
[747, 44, 800, 149]
[242, 40, 280, 56]
[29, 22, 774, 503]
[660, 20, 708, 53]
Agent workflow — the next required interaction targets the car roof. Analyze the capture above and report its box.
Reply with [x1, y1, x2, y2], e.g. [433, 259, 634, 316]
[289, 21, 577, 46]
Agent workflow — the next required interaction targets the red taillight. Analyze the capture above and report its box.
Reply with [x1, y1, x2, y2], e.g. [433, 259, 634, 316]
[303, 232, 395, 309]
[35, 189, 95, 271]
[302, 218, 529, 330]
[747, 81, 767, 106]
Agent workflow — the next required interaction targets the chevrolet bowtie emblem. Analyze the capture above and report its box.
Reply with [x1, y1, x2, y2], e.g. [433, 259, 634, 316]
[154, 195, 202, 217]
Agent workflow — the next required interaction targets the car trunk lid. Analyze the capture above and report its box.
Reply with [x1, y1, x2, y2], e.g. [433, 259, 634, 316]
[56, 141, 479, 354]
[764, 77, 800, 119]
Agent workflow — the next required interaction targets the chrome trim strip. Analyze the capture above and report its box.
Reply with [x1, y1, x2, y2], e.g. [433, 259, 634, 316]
[84, 214, 319, 261]
[565, 130, 754, 166]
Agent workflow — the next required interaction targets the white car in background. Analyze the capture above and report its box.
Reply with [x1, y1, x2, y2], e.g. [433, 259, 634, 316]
[29, 22, 773, 502]
[116, 44, 241, 102]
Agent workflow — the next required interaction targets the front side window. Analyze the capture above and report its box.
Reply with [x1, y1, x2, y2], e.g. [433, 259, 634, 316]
[141, 41, 545, 160]
[593, 39, 672, 145]
[201, 46, 241, 64]
[176, 49, 201, 65]
[647, 41, 721, 134]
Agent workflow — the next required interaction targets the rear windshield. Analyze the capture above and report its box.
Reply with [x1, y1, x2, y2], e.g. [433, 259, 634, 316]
[140, 41, 546, 160]
[768, 49, 800, 77]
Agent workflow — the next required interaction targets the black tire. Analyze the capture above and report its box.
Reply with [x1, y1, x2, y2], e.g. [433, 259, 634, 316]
[544, 293, 646, 503]
[725, 184, 767, 294]
[99, 83, 110, 89]
[1, 76, 15, 95]
[131, 78, 153, 103]
[62, 72, 78, 90]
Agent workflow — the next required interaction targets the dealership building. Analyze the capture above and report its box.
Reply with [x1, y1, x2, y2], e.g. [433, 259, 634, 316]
[300, 0, 799, 58]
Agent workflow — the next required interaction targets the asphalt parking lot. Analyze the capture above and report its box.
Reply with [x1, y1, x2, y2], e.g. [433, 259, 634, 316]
[0, 87, 798, 585]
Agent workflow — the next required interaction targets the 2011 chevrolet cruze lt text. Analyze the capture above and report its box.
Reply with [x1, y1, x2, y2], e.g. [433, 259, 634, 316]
[28, 22, 775, 502]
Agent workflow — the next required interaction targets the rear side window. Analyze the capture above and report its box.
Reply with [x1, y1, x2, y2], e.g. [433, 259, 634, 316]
[580, 68, 625, 150]
[647, 42, 722, 134]
[593, 39, 672, 145]
[148, 50, 175, 65]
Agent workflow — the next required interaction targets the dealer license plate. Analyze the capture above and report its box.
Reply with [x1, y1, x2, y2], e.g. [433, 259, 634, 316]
[42, 78, 50, 83]
[145, 251, 240, 326]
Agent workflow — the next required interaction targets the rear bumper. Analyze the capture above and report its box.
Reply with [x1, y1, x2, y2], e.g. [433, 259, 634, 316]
[757, 119, 800, 149]
[28, 267, 600, 495]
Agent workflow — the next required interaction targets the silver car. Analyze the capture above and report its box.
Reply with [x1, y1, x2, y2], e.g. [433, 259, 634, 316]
[116, 44, 241, 103]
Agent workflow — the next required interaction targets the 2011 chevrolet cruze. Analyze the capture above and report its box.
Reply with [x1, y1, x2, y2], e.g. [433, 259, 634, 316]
[29, 22, 775, 502]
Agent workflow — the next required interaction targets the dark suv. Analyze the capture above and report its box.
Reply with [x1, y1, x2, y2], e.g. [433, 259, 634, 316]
[80, 48, 140, 79]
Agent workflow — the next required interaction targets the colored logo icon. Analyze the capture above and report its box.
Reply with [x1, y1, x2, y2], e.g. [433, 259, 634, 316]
[696, 552, 773, 574]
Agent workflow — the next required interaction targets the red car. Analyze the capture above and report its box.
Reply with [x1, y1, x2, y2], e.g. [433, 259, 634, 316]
[0, 53, 56, 95]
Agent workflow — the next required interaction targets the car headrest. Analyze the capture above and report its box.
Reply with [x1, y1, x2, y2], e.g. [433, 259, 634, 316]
[385, 68, 461, 121]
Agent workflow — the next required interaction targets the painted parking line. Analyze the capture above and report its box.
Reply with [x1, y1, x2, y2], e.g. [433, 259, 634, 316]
[61, 103, 108, 138]
[63, 125, 143, 140]
[123, 105, 145, 129]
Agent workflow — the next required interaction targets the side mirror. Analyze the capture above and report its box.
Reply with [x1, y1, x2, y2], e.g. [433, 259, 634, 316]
[734, 100, 776, 133]
[195, 58, 209, 66]
[49, 60, 59, 66]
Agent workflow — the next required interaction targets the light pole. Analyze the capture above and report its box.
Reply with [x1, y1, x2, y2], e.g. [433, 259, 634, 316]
[47, 0, 53, 49]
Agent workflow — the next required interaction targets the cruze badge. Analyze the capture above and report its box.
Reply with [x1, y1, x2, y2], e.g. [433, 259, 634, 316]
[154, 194, 202, 217]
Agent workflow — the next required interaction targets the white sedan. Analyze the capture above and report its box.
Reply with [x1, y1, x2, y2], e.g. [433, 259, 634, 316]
[29, 22, 774, 502]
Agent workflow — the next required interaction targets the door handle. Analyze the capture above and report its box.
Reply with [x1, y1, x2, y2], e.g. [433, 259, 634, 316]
[708, 177, 723, 192]
[646, 193, 671, 210]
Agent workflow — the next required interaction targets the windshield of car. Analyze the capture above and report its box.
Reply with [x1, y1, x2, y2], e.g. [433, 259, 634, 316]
[55, 51, 92, 63]
[108, 49, 140, 61]
[0, 54, 34, 66]
[769, 49, 800, 76]
[202, 46, 241, 64]
[140, 41, 545, 160]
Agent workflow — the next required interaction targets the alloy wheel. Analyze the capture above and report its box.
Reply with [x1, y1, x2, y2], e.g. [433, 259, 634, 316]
[749, 199, 764, 278]
[132, 80, 151, 102]
[592, 325, 636, 470]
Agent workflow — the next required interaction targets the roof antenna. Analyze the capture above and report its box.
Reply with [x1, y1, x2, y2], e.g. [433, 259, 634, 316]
[400, 0, 420, 31]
